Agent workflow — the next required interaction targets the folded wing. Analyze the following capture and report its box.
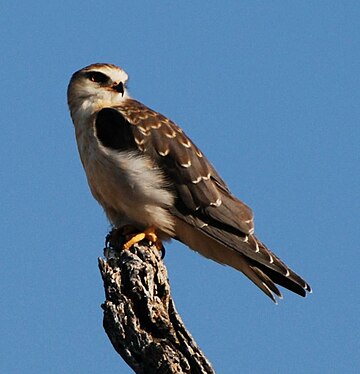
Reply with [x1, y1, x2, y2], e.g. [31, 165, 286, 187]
[95, 100, 311, 301]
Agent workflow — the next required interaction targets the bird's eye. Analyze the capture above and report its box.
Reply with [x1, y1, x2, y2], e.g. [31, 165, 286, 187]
[86, 72, 109, 84]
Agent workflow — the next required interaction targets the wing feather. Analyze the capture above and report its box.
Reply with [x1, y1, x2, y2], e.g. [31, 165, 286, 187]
[95, 100, 311, 300]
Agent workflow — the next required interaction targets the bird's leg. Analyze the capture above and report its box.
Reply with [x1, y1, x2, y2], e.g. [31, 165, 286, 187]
[145, 227, 165, 256]
[106, 225, 165, 256]
[122, 226, 163, 252]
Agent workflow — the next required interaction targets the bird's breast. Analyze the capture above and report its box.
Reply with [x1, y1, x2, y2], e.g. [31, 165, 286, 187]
[75, 124, 175, 235]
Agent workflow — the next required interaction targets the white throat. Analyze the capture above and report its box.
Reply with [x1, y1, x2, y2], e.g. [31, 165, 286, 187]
[70, 86, 130, 127]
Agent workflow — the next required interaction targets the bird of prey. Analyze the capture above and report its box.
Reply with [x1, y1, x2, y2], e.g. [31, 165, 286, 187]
[67, 63, 311, 302]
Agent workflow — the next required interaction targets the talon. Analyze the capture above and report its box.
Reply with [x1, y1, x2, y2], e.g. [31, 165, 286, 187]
[145, 227, 165, 257]
[121, 226, 164, 252]
[144, 227, 158, 243]
[159, 243, 166, 259]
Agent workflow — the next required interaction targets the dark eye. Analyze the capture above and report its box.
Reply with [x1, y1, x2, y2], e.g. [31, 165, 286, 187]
[86, 71, 109, 83]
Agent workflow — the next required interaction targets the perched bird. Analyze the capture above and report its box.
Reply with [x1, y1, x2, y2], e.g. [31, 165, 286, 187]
[67, 63, 311, 302]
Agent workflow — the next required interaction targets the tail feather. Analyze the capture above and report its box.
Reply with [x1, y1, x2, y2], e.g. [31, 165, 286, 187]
[239, 265, 279, 302]
[250, 266, 283, 298]
[174, 217, 311, 302]
[251, 260, 311, 297]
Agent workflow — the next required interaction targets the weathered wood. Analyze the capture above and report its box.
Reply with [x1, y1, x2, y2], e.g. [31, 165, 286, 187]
[98, 236, 215, 374]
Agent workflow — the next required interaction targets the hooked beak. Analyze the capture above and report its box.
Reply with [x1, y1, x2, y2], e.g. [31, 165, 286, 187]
[113, 82, 124, 96]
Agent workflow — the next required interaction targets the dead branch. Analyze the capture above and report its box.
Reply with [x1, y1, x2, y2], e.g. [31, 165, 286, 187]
[98, 236, 215, 374]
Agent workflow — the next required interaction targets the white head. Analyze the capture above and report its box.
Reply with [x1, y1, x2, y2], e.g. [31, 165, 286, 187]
[67, 63, 129, 120]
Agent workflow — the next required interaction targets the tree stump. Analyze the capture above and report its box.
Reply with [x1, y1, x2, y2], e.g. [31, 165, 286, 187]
[98, 235, 215, 374]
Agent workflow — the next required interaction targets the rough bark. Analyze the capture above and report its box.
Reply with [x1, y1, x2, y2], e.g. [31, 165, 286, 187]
[98, 235, 215, 374]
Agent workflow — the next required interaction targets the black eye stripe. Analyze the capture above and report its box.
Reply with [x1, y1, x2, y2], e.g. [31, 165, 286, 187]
[86, 71, 109, 83]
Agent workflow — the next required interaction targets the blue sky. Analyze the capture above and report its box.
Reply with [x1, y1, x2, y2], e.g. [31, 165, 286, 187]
[1, 2, 359, 373]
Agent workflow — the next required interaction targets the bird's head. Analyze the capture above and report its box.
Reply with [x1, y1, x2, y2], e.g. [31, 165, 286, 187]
[67, 63, 129, 119]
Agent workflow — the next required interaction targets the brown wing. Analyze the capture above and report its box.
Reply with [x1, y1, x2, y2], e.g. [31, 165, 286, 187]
[95, 99, 311, 301]
[115, 99, 254, 234]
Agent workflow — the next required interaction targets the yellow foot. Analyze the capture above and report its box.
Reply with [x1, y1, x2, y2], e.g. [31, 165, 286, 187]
[123, 232, 146, 250]
[122, 226, 163, 250]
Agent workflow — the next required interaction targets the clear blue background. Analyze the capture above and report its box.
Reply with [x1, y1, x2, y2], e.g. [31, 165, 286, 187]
[1, 2, 359, 373]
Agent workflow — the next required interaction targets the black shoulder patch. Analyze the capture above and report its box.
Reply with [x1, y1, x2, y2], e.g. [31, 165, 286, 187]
[95, 108, 137, 151]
